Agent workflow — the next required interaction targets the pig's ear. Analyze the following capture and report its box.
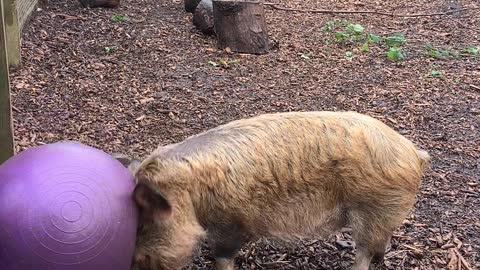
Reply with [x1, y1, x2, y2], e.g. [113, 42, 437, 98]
[112, 153, 142, 174]
[133, 183, 172, 222]
[126, 160, 142, 174]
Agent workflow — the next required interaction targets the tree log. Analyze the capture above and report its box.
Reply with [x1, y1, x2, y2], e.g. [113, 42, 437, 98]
[185, 0, 202, 13]
[193, 0, 215, 35]
[213, 0, 268, 54]
[78, 0, 119, 8]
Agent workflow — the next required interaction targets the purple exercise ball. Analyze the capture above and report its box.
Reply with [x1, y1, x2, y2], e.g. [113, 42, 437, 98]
[0, 141, 138, 270]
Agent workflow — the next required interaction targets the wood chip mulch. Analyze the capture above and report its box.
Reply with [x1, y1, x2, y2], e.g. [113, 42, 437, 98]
[10, 0, 479, 269]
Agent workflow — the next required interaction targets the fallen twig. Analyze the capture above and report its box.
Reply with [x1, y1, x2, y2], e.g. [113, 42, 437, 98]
[454, 248, 473, 270]
[470, 84, 480, 91]
[263, 3, 480, 18]
[447, 249, 458, 270]
[442, 243, 456, 249]
[53, 13, 86, 20]
[11, 105, 20, 112]
[402, 244, 423, 255]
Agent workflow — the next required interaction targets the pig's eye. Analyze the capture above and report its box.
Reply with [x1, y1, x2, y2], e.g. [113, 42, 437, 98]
[135, 254, 151, 269]
[137, 223, 144, 232]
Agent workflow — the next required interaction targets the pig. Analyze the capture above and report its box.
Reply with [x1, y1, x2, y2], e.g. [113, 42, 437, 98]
[117, 111, 430, 270]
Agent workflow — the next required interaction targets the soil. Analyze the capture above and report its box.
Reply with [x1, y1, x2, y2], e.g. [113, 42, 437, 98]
[9, 0, 480, 269]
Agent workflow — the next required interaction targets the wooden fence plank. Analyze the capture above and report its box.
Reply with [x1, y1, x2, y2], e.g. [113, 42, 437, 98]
[3, 0, 21, 67]
[0, 0, 15, 164]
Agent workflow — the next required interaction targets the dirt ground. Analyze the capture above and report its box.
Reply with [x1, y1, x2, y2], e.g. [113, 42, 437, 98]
[10, 0, 479, 269]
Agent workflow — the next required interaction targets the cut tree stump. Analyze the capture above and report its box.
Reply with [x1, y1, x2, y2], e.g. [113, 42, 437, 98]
[185, 0, 202, 13]
[193, 0, 215, 35]
[213, 0, 268, 54]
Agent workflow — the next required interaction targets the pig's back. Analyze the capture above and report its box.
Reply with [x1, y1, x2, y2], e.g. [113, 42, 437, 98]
[173, 111, 424, 184]
[162, 111, 425, 201]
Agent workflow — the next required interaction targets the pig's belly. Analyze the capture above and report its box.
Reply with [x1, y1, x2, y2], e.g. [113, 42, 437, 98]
[255, 204, 348, 240]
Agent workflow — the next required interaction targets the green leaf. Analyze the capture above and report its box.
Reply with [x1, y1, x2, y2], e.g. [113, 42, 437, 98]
[463, 46, 479, 55]
[322, 20, 337, 32]
[425, 70, 442, 78]
[385, 33, 406, 47]
[360, 43, 369, 52]
[104, 46, 117, 54]
[218, 58, 230, 68]
[335, 32, 348, 42]
[425, 45, 450, 58]
[387, 47, 405, 61]
[230, 59, 240, 65]
[351, 24, 364, 34]
[208, 61, 218, 67]
[366, 33, 382, 44]
[111, 14, 128, 22]
[345, 51, 354, 60]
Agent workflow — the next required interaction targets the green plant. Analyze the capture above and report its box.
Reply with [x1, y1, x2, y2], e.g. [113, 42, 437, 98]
[334, 23, 364, 43]
[104, 46, 117, 54]
[366, 33, 382, 44]
[425, 44, 450, 58]
[322, 20, 338, 32]
[463, 46, 479, 55]
[334, 32, 349, 42]
[360, 43, 369, 52]
[345, 51, 354, 60]
[384, 33, 406, 47]
[387, 47, 405, 61]
[111, 14, 128, 22]
[425, 70, 442, 78]
[208, 59, 240, 68]
[347, 24, 365, 35]
[322, 21, 410, 62]
[207, 61, 218, 67]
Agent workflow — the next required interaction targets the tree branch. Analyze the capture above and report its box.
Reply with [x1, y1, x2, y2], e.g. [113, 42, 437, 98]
[263, 3, 480, 18]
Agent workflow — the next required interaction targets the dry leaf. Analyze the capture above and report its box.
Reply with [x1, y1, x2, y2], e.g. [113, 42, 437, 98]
[140, 97, 155, 104]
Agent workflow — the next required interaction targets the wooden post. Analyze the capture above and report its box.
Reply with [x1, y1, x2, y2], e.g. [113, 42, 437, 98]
[213, 0, 268, 54]
[0, 0, 15, 164]
[2, 0, 21, 67]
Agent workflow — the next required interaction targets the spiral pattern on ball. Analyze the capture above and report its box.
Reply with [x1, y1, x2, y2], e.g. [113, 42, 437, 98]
[19, 166, 118, 265]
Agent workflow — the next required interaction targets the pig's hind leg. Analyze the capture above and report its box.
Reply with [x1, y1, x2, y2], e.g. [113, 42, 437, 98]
[349, 209, 401, 270]
[349, 198, 414, 270]
[351, 232, 391, 270]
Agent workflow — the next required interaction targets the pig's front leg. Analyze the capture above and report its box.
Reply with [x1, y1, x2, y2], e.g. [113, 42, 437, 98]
[211, 238, 245, 270]
[215, 258, 236, 270]
[208, 224, 250, 270]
